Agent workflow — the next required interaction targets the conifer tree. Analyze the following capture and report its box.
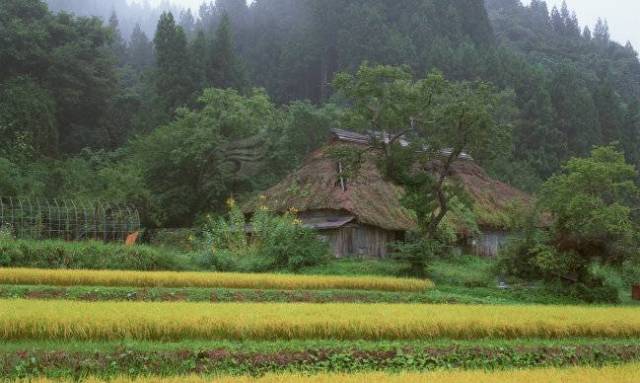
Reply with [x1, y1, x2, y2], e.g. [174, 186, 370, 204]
[179, 9, 196, 37]
[128, 23, 154, 71]
[208, 13, 246, 90]
[108, 11, 127, 65]
[190, 29, 209, 91]
[550, 6, 564, 34]
[154, 12, 194, 115]
[594, 18, 610, 45]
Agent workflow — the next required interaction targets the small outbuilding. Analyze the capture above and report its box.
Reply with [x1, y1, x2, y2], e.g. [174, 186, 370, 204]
[245, 129, 530, 258]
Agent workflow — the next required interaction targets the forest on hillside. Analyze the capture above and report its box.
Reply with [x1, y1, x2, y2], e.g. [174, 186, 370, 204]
[2, 0, 640, 228]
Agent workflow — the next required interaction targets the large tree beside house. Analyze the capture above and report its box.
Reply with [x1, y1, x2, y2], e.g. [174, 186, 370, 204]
[333, 64, 511, 273]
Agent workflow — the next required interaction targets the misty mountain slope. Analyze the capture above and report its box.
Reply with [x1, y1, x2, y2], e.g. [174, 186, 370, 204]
[44, 0, 182, 39]
[486, 0, 640, 100]
[241, 0, 496, 103]
[10, 0, 640, 194]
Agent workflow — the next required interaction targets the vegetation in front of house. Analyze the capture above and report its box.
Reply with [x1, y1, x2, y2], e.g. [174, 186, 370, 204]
[202, 198, 329, 273]
[3, 342, 640, 379]
[9, 363, 640, 383]
[3, 300, 640, 342]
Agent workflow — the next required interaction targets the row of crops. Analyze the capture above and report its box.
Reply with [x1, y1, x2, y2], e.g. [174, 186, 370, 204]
[1, 268, 639, 382]
[3, 300, 640, 340]
[0, 268, 432, 291]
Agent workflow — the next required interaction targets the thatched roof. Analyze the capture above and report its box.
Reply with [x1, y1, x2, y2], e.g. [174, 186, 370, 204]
[244, 142, 416, 231]
[244, 131, 530, 232]
[451, 160, 531, 230]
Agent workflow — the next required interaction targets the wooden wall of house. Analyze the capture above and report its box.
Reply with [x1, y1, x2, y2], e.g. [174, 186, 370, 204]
[471, 230, 509, 257]
[320, 224, 401, 258]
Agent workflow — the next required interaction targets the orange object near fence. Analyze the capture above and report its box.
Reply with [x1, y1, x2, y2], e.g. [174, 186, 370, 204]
[633, 285, 640, 301]
[125, 232, 139, 246]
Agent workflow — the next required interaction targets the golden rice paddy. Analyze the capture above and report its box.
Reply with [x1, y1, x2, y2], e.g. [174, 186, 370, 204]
[0, 268, 432, 292]
[1, 299, 639, 341]
[15, 363, 640, 383]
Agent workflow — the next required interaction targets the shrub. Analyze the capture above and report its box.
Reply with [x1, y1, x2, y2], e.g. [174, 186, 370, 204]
[0, 238, 194, 271]
[500, 147, 640, 303]
[392, 237, 445, 279]
[0, 223, 14, 241]
[203, 198, 329, 272]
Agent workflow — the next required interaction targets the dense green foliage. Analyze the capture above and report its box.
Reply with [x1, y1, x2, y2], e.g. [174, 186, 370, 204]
[1, 0, 118, 156]
[202, 200, 329, 272]
[332, 64, 508, 277]
[500, 146, 640, 302]
[3, 0, 640, 230]
[3, 341, 640, 379]
[0, 238, 195, 271]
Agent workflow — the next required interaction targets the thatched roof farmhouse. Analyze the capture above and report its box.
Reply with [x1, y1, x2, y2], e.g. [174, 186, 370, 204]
[245, 129, 530, 258]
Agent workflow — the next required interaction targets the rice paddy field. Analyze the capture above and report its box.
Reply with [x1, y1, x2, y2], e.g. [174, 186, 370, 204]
[12, 363, 640, 383]
[0, 268, 432, 292]
[1, 267, 639, 382]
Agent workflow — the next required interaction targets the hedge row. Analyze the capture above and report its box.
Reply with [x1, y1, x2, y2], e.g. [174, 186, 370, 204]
[0, 239, 196, 271]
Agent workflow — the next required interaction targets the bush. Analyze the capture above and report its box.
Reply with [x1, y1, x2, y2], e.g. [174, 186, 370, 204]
[565, 281, 621, 304]
[0, 238, 194, 271]
[203, 198, 329, 272]
[392, 237, 445, 279]
[0, 224, 14, 241]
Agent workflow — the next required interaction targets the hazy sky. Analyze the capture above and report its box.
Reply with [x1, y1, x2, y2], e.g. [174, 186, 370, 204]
[137, 0, 639, 49]
[525, 0, 639, 48]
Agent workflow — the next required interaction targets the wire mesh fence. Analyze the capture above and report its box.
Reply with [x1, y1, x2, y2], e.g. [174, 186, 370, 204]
[0, 197, 141, 242]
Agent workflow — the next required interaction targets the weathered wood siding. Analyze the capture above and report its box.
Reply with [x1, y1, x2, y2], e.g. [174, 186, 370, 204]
[320, 224, 401, 258]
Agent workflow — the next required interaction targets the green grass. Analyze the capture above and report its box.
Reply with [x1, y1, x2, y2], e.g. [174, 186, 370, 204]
[299, 256, 497, 286]
[3, 339, 640, 380]
[300, 256, 640, 305]
[0, 238, 201, 271]
[429, 256, 497, 287]
[0, 283, 599, 305]
[2, 338, 639, 353]
[299, 258, 405, 277]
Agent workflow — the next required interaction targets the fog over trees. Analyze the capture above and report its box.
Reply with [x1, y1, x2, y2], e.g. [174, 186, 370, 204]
[3, 0, 640, 228]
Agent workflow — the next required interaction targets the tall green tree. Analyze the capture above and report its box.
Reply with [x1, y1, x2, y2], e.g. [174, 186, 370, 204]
[334, 64, 509, 274]
[107, 11, 127, 66]
[131, 88, 279, 226]
[1, 0, 119, 154]
[0, 77, 57, 159]
[128, 23, 154, 71]
[208, 13, 246, 90]
[154, 12, 194, 116]
[190, 29, 209, 91]
[501, 146, 640, 302]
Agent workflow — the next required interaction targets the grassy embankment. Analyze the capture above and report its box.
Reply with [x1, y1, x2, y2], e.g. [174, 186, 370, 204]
[2, 339, 640, 379]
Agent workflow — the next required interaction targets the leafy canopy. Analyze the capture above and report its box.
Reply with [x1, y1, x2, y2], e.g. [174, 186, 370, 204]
[540, 145, 639, 264]
[333, 64, 508, 276]
[500, 146, 640, 302]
